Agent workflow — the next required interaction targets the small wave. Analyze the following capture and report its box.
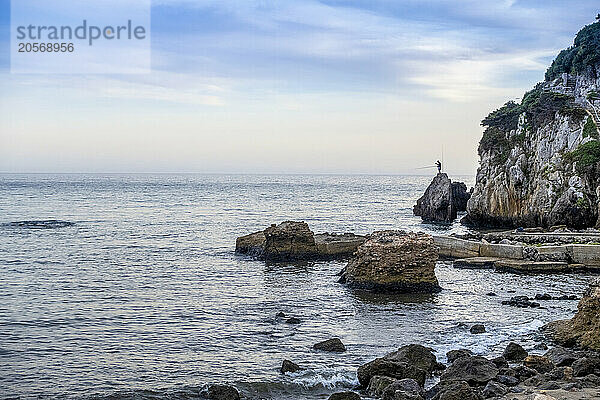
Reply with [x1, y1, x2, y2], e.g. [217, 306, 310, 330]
[290, 367, 358, 390]
[2, 220, 75, 229]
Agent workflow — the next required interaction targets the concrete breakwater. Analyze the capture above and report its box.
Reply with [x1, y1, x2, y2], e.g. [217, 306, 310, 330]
[434, 235, 600, 272]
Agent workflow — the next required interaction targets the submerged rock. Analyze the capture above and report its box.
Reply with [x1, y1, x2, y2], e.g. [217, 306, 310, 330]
[313, 338, 346, 353]
[340, 231, 440, 293]
[544, 278, 600, 350]
[413, 173, 471, 223]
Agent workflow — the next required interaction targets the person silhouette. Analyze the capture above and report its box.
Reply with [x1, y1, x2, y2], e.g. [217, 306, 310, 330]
[436, 160, 442, 174]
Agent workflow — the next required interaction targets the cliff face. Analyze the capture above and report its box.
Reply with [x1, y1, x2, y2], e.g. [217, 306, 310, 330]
[466, 22, 600, 229]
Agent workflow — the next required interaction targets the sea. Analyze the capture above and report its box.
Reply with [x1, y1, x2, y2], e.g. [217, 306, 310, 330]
[0, 174, 595, 399]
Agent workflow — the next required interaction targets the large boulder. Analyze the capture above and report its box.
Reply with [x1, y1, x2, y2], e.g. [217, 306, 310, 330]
[413, 173, 470, 223]
[235, 231, 265, 257]
[357, 345, 438, 388]
[440, 356, 499, 386]
[427, 380, 482, 400]
[340, 231, 441, 293]
[206, 385, 240, 400]
[544, 278, 600, 350]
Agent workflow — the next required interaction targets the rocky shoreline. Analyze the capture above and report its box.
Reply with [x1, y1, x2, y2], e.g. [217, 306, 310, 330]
[199, 278, 600, 400]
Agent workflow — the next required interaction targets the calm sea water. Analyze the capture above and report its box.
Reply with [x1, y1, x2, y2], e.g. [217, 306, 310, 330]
[0, 174, 595, 399]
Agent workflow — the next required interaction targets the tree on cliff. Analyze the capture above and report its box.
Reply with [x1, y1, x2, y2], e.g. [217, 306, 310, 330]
[545, 21, 600, 81]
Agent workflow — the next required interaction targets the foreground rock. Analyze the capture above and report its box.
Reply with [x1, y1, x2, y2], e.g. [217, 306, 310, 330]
[280, 359, 301, 374]
[440, 356, 498, 385]
[206, 384, 240, 400]
[413, 173, 471, 223]
[357, 344, 439, 388]
[340, 231, 440, 293]
[328, 392, 361, 400]
[544, 278, 600, 350]
[235, 221, 366, 261]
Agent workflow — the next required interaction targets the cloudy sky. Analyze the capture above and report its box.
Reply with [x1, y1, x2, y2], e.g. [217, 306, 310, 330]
[0, 0, 598, 174]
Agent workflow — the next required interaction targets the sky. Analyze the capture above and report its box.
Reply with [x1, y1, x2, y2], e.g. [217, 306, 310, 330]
[0, 0, 598, 174]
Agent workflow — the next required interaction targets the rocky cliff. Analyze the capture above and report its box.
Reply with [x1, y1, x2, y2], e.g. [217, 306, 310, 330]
[466, 21, 600, 229]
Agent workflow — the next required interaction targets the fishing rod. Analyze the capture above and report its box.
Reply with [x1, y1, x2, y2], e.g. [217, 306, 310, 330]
[414, 165, 438, 170]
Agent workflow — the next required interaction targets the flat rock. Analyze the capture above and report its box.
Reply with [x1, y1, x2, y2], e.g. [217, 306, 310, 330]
[454, 257, 499, 269]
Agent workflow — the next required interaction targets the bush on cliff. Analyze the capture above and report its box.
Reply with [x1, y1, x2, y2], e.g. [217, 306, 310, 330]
[545, 21, 600, 81]
[583, 117, 599, 139]
[565, 140, 600, 173]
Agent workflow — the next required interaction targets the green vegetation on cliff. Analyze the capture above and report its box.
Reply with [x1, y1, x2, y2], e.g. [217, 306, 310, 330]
[479, 87, 578, 162]
[545, 21, 600, 81]
[565, 140, 600, 173]
[583, 117, 599, 139]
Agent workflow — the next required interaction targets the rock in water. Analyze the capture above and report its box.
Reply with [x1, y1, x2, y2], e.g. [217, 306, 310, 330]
[313, 338, 346, 352]
[235, 231, 266, 258]
[413, 173, 470, 223]
[341, 231, 440, 293]
[280, 359, 301, 374]
[235, 222, 366, 261]
[263, 221, 319, 261]
[207, 384, 240, 400]
[544, 278, 600, 350]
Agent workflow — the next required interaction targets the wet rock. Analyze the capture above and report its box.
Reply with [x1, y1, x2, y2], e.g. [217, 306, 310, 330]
[235, 231, 266, 258]
[482, 381, 507, 398]
[386, 344, 440, 374]
[358, 359, 426, 388]
[328, 392, 361, 400]
[315, 233, 367, 259]
[543, 347, 577, 366]
[341, 231, 440, 293]
[381, 378, 424, 400]
[572, 357, 600, 377]
[502, 296, 540, 308]
[280, 359, 300, 374]
[495, 374, 518, 387]
[413, 173, 470, 223]
[263, 221, 319, 261]
[367, 375, 397, 398]
[427, 380, 482, 400]
[285, 317, 301, 324]
[313, 338, 346, 353]
[491, 357, 508, 369]
[470, 324, 486, 334]
[485, 292, 497, 297]
[544, 278, 600, 350]
[207, 384, 240, 400]
[523, 355, 554, 373]
[447, 349, 474, 364]
[275, 312, 286, 318]
[440, 356, 499, 386]
[502, 342, 528, 362]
